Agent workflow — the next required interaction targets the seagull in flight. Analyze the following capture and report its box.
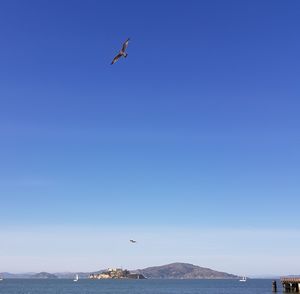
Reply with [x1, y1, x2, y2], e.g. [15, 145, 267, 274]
[129, 239, 137, 243]
[111, 38, 130, 65]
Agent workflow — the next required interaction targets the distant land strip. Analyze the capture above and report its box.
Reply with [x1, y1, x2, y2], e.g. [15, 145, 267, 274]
[1, 263, 239, 279]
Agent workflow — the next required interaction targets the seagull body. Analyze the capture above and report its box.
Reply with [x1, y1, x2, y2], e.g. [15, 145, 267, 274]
[111, 38, 130, 65]
[130, 239, 137, 243]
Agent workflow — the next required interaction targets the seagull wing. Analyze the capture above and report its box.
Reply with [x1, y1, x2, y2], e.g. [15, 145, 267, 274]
[121, 38, 130, 52]
[111, 52, 123, 65]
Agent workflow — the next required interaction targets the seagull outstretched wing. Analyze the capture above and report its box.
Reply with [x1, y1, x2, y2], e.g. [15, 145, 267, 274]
[111, 52, 123, 65]
[121, 38, 130, 53]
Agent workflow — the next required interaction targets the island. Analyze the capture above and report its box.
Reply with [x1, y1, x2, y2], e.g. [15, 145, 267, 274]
[31, 272, 58, 279]
[135, 263, 239, 279]
[89, 268, 146, 279]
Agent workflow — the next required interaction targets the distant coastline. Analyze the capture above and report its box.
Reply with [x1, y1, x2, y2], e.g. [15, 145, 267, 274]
[0, 262, 239, 279]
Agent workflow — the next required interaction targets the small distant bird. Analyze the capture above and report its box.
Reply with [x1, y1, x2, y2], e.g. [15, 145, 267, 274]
[130, 239, 137, 243]
[111, 38, 130, 65]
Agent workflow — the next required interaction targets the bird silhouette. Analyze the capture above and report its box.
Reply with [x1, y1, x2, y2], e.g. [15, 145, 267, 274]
[111, 38, 130, 65]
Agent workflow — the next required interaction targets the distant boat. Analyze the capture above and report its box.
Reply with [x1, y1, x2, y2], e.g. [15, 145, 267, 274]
[239, 276, 247, 282]
[0, 275, 3, 281]
[73, 274, 79, 282]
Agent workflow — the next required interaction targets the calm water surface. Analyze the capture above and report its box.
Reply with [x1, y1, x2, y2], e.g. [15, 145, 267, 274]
[0, 279, 280, 294]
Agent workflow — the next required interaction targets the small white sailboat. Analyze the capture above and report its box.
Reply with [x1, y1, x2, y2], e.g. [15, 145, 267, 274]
[73, 274, 79, 282]
[0, 275, 3, 281]
[239, 276, 247, 282]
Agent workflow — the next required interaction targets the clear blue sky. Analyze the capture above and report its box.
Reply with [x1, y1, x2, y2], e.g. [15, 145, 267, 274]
[0, 0, 300, 274]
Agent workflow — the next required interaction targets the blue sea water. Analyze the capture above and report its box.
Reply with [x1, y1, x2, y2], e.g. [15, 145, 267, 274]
[0, 279, 279, 294]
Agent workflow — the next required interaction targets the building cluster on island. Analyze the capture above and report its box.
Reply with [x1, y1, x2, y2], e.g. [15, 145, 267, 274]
[89, 268, 146, 279]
